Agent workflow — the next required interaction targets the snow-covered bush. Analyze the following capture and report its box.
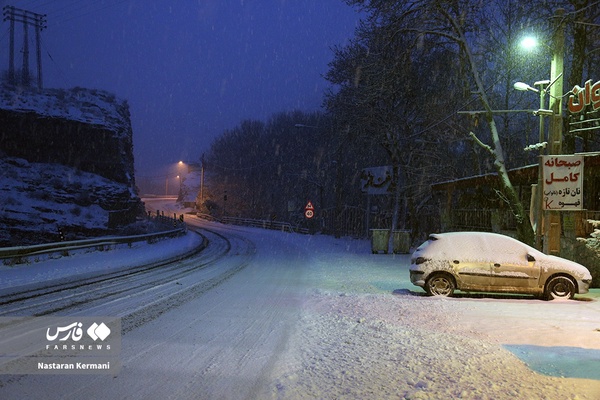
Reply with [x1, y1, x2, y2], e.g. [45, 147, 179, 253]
[575, 219, 600, 288]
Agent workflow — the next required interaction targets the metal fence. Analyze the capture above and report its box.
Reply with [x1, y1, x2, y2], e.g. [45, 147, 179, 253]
[1, 211, 188, 262]
[220, 216, 309, 234]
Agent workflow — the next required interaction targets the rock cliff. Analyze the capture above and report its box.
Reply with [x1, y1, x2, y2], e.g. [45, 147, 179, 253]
[0, 86, 142, 246]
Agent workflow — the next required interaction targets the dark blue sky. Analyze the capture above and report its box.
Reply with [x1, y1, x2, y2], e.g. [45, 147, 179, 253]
[0, 0, 362, 189]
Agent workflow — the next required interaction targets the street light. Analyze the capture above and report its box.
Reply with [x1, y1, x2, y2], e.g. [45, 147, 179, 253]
[176, 161, 187, 202]
[514, 79, 551, 250]
[520, 35, 538, 51]
[513, 8, 566, 254]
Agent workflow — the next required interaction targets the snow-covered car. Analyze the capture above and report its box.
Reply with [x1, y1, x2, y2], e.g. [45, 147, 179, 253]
[409, 232, 592, 300]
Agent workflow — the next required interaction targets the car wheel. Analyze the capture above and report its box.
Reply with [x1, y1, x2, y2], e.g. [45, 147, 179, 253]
[425, 273, 455, 297]
[545, 276, 575, 300]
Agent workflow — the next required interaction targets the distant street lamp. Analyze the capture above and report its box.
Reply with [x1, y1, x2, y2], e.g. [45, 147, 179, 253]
[200, 155, 205, 204]
[176, 161, 186, 201]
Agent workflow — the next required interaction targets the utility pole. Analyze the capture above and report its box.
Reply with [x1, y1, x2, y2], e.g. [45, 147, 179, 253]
[544, 8, 566, 255]
[2, 6, 47, 89]
[8, 8, 15, 84]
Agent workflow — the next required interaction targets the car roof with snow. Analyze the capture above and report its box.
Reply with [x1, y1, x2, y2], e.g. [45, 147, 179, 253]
[415, 232, 543, 265]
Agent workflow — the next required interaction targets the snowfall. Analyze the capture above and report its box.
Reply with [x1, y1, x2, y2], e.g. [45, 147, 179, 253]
[0, 199, 599, 399]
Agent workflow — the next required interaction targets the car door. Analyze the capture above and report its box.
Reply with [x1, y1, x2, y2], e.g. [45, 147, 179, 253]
[453, 259, 493, 290]
[490, 253, 540, 289]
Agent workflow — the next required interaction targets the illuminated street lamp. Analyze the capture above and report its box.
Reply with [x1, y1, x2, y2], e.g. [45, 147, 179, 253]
[520, 36, 538, 51]
[177, 161, 186, 201]
[514, 8, 566, 254]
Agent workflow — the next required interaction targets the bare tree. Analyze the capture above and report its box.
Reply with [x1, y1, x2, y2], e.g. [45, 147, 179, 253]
[344, 0, 538, 244]
[324, 14, 469, 248]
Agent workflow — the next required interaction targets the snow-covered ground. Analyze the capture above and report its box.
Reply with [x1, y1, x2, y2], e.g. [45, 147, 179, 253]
[1, 199, 599, 399]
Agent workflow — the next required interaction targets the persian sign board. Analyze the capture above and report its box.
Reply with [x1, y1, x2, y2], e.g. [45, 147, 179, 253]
[542, 155, 583, 211]
[567, 79, 600, 114]
[567, 79, 600, 135]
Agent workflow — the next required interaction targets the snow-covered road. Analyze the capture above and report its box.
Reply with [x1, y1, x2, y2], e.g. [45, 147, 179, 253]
[1, 205, 600, 399]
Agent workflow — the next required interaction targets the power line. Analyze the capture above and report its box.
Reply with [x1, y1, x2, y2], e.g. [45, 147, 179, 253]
[43, 0, 131, 26]
[39, 36, 69, 87]
[3, 0, 131, 28]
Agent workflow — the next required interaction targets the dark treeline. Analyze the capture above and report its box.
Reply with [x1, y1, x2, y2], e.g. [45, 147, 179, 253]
[201, 110, 388, 236]
[201, 0, 600, 241]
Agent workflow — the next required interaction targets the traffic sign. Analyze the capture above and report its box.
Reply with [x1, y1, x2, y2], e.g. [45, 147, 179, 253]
[304, 201, 315, 219]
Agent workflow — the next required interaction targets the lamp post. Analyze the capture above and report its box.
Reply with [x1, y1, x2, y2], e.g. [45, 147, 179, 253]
[514, 8, 565, 254]
[177, 161, 186, 202]
[514, 80, 550, 250]
[200, 155, 205, 205]
[545, 8, 566, 255]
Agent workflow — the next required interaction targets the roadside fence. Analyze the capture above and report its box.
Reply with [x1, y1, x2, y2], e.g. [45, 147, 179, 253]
[218, 216, 309, 234]
[0, 210, 188, 264]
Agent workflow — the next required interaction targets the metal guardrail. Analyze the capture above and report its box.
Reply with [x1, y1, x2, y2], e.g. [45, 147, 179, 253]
[0, 227, 187, 260]
[219, 216, 309, 234]
[195, 213, 219, 222]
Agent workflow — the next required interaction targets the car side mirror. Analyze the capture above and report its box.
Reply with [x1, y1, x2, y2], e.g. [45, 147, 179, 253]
[527, 254, 535, 262]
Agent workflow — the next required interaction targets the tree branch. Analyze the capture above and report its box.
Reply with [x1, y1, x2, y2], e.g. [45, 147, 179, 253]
[400, 28, 461, 43]
[469, 131, 494, 156]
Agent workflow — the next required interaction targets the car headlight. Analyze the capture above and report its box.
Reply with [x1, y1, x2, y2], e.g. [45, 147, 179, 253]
[412, 257, 429, 265]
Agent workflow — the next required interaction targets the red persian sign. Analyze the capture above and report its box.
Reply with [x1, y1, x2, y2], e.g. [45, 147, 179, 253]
[542, 155, 583, 211]
[568, 79, 600, 114]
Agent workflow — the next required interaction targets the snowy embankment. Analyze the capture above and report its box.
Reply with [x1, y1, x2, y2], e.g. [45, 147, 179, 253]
[0, 157, 138, 246]
[1, 205, 599, 399]
[0, 232, 203, 293]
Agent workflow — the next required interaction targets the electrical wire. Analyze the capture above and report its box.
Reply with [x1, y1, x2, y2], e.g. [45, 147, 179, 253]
[39, 36, 70, 87]
[4, 0, 133, 28]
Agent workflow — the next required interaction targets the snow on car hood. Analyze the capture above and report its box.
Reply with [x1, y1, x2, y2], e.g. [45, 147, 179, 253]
[540, 254, 592, 280]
